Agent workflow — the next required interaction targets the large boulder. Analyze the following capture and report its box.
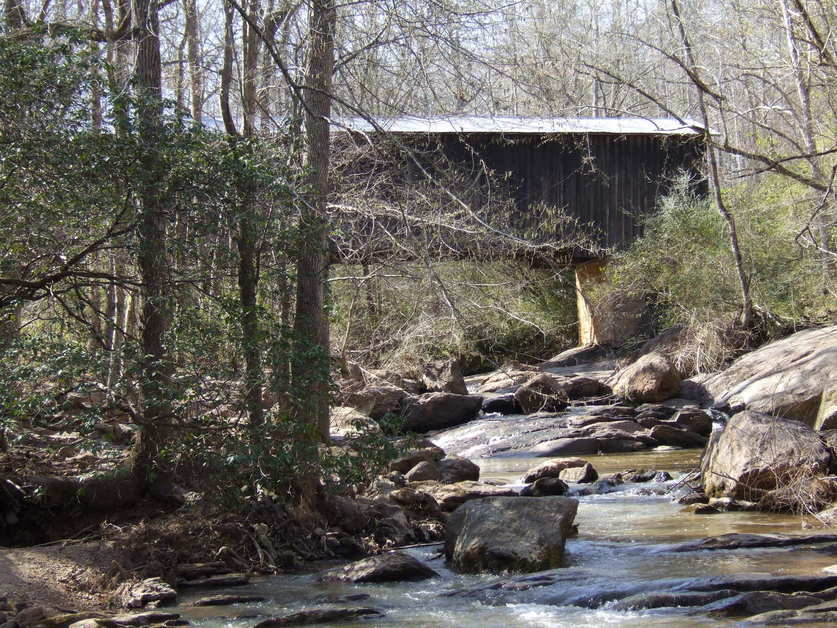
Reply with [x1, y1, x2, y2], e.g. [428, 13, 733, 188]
[345, 384, 411, 420]
[696, 325, 837, 426]
[420, 359, 468, 395]
[702, 410, 832, 500]
[445, 496, 578, 573]
[401, 393, 483, 432]
[438, 456, 480, 483]
[671, 408, 713, 436]
[514, 374, 570, 414]
[404, 461, 440, 482]
[330, 407, 381, 441]
[611, 352, 681, 403]
[649, 424, 707, 448]
[388, 442, 445, 474]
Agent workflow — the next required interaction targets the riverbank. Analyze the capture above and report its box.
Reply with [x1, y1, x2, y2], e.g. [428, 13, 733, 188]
[163, 450, 837, 627]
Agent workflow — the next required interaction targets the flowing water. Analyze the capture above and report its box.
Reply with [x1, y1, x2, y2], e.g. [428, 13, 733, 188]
[174, 450, 837, 627]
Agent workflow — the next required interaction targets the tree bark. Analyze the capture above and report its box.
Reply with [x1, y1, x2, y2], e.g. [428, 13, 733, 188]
[183, 0, 203, 122]
[292, 0, 335, 442]
[221, 0, 265, 431]
[131, 0, 172, 482]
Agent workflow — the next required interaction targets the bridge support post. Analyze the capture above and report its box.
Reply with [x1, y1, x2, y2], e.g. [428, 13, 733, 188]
[574, 258, 648, 347]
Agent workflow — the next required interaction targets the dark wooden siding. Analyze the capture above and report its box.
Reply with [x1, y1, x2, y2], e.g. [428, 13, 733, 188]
[435, 132, 705, 253]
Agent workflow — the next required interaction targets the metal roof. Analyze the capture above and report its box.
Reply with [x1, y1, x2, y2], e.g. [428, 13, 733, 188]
[334, 115, 704, 136]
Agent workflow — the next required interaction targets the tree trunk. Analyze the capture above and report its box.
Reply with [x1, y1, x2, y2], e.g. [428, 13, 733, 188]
[184, 0, 203, 122]
[292, 0, 335, 443]
[221, 0, 266, 432]
[131, 0, 171, 483]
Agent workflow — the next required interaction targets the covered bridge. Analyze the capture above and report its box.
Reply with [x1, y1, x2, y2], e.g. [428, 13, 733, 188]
[337, 115, 706, 255]
[335, 116, 707, 345]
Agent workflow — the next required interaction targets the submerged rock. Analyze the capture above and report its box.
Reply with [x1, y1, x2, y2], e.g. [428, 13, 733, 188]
[609, 590, 737, 611]
[254, 608, 383, 627]
[670, 533, 837, 552]
[445, 496, 578, 573]
[706, 591, 824, 618]
[318, 551, 438, 583]
[192, 595, 266, 606]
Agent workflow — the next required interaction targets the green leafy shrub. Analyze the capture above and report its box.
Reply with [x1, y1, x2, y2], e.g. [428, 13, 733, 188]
[602, 176, 834, 371]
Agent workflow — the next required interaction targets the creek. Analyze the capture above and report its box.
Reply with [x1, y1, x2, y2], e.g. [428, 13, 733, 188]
[173, 449, 837, 627]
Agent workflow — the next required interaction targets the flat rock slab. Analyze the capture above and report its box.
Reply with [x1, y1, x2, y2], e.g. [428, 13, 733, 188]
[410, 481, 518, 512]
[178, 574, 249, 588]
[609, 590, 737, 611]
[706, 591, 824, 618]
[34, 613, 109, 628]
[696, 325, 837, 425]
[116, 577, 178, 610]
[192, 595, 266, 606]
[671, 533, 837, 553]
[318, 551, 437, 583]
[108, 612, 181, 626]
[254, 608, 383, 627]
[430, 405, 628, 458]
[175, 562, 231, 579]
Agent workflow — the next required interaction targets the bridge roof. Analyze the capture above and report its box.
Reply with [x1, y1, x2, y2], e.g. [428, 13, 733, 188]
[335, 115, 704, 136]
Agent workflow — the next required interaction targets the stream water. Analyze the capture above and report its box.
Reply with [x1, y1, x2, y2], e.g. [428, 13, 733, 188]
[173, 449, 837, 627]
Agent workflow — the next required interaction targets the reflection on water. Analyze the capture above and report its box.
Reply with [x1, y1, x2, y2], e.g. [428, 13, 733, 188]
[174, 450, 837, 627]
